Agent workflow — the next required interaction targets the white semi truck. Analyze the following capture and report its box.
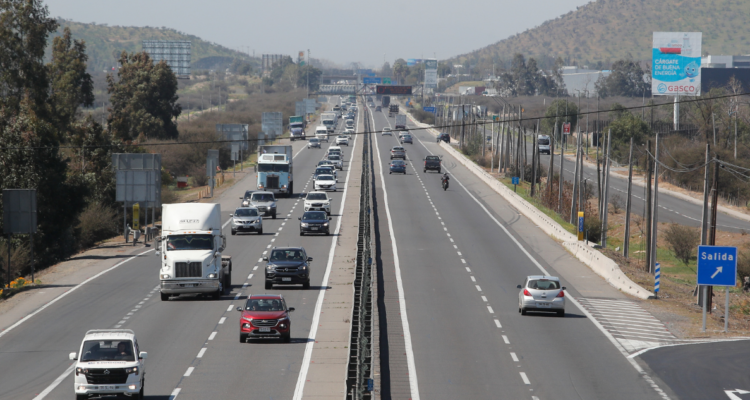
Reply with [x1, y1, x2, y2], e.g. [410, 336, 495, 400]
[157, 203, 232, 301]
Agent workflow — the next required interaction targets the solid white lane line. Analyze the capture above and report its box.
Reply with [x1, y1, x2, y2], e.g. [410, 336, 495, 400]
[520, 372, 530, 384]
[208, 332, 217, 340]
[502, 335, 510, 344]
[197, 348, 207, 358]
[0, 248, 154, 340]
[293, 110, 360, 400]
[184, 367, 194, 377]
[495, 319, 502, 328]
[32, 364, 75, 400]
[169, 388, 181, 400]
[363, 108, 421, 400]
[510, 352, 519, 362]
[219, 317, 226, 324]
[226, 305, 233, 312]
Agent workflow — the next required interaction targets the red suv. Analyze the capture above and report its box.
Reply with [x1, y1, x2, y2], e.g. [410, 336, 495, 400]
[237, 294, 295, 342]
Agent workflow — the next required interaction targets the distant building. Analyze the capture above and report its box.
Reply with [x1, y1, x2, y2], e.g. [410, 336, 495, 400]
[701, 55, 750, 92]
[559, 66, 609, 97]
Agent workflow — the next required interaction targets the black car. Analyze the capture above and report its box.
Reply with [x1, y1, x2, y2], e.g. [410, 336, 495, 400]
[264, 247, 312, 289]
[375, 106, 382, 111]
[299, 211, 331, 236]
[437, 133, 451, 143]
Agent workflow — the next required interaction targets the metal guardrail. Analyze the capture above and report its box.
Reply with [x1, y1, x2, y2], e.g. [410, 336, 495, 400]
[346, 96, 374, 399]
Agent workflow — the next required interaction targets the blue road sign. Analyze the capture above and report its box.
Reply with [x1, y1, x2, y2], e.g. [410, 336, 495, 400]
[363, 77, 381, 84]
[655, 263, 660, 293]
[423, 106, 436, 113]
[697, 245, 737, 286]
[512, 177, 519, 185]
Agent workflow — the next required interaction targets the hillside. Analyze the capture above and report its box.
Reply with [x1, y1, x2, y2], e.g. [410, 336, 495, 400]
[49, 19, 252, 73]
[453, 0, 750, 69]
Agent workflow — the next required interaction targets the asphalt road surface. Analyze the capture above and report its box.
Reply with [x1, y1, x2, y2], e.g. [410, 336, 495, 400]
[369, 107, 669, 400]
[0, 97, 355, 400]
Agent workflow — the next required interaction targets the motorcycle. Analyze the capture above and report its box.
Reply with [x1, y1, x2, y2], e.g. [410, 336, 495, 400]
[442, 177, 449, 191]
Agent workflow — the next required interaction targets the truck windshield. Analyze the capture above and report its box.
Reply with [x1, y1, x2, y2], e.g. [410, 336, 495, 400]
[80, 340, 135, 362]
[167, 235, 214, 251]
[258, 164, 290, 173]
[290, 123, 304, 129]
[538, 138, 550, 145]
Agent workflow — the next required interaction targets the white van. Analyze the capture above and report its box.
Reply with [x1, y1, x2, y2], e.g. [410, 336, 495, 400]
[315, 126, 329, 142]
[538, 135, 551, 155]
[328, 145, 344, 157]
[345, 118, 355, 129]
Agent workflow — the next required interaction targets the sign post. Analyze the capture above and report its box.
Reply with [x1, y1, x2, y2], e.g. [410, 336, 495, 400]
[655, 263, 660, 298]
[697, 245, 737, 332]
[577, 212, 584, 241]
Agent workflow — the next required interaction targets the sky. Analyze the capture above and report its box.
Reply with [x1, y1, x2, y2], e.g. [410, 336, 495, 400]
[43, 0, 591, 68]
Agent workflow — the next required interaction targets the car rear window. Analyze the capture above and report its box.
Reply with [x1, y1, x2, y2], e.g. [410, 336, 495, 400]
[528, 280, 560, 290]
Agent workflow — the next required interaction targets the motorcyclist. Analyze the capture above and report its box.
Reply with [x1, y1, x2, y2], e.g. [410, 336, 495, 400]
[441, 173, 450, 189]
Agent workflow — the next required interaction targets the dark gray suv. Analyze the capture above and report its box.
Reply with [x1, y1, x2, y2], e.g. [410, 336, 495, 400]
[264, 247, 312, 289]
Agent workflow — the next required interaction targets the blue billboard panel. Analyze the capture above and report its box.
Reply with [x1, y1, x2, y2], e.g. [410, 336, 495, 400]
[363, 77, 382, 84]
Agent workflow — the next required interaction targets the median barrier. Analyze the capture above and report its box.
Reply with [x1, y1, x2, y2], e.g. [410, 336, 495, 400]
[405, 112, 654, 299]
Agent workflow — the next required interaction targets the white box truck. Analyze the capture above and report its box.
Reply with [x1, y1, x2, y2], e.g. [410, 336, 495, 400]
[157, 203, 232, 301]
[321, 112, 337, 133]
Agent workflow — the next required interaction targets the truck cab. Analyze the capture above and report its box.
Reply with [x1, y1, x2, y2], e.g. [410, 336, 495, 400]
[158, 203, 231, 301]
[257, 145, 294, 197]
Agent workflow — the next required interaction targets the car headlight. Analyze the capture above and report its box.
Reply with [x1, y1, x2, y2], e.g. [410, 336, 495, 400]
[301, 222, 309, 227]
[161, 274, 171, 279]
[75, 367, 88, 376]
[323, 222, 329, 227]
[207, 273, 217, 279]
[242, 317, 253, 322]
[242, 201, 249, 206]
[124, 366, 139, 375]
[267, 265, 276, 272]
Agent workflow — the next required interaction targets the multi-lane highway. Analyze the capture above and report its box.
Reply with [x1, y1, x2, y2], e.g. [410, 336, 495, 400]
[369, 106, 670, 399]
[0, 97, 357, 400]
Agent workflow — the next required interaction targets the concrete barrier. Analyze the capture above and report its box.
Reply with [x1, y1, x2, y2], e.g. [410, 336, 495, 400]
[406, 112, 654, 299]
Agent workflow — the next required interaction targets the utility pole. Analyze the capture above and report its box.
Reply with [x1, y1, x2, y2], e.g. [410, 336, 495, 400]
[548, 123, 556, 196]
[558, 126, 565, 214]
[570, 120, 581, 224]
[531, 130, 538, 197]
[623, 137, 634, 258]
[649, 132, 661, 274]
[700, 144, 711, 245]
[645, 140, 653, 272]
[707, 155, 720, 313]
[712, 112, 717, 146]
[601, 129, 612, 248]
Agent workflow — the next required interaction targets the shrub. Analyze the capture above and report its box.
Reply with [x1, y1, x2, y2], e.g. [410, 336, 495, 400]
[663, 224, 700, 266]
[409, 109, 435, 125]
[190, 164, 209, 187]
[161, 187, 180, 204]
[0, 240, 30, 286]
[610, 193, 624, 214]
[737, 248, 750, 283]
[76, 203, 118, 249]
[584, 215, 602, 243]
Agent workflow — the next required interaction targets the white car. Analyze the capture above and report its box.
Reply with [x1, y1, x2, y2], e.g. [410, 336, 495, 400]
[327, 154, 343, 169]
[70, 329, 147, 400]
[343, 128, 354, 138]
[308, 138, 321, 149]
[328, 145, 344, 157]
[304, 191, 332, 214]
[382, 127, 392, 136]
[336, 135, 350, 146]
[517, 275, 566, 317]
[315, 126, 329, 142]
[314, 174, 337, 191]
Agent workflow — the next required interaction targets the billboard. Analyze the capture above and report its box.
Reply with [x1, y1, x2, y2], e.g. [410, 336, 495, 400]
[424, 59, 438, 88]
[376, 85, 412, 95]
[2, 189, 37, 234]
[262, 112, 283, 139]
[652, 32, 702, 96]
[142, 40, 191, 78]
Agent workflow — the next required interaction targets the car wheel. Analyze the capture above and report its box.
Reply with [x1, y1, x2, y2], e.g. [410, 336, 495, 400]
[520, 307, 527, 315]
[272, 212, 277, 219]
[224, 273, 232, 294]
[77, 395, 88, 400]
[160, 292, 169, 301]
[135, 384, 144, 400]
[240, 333, 248, 343]
[231, 230, 236, 236]
[438, 169, 441, 174]
[303, 280, 311, 289]
[326, 230, 330, 236]
[282, 332, 291, 343]
[258, 227, 263, 235]
[389, 171, 392, 174]
[557, 310, 565, 317]
[212, 285, 222, 299]
[423, 169, 426, 173]
[265, 281, 272, 290]
[300, 231, 304, 236]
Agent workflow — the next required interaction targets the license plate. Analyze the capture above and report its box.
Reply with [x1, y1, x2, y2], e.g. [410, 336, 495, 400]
[259, 327, 271, 332]
[282, 277, 292, 282]
[183, 284, 195, 288]
[536, 302, 551, 308]
[311, 227, 319, 230]
[99, 386, 117, 390]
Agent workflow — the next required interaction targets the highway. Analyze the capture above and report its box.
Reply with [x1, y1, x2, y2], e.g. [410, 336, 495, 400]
[534, 143, 750, 233]
[0, 97, 356, 400]
[369, 105, 669, 400]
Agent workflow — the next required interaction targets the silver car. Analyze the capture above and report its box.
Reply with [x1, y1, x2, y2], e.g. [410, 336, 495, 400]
[517, 275, 566, 317]
[241, 191, 277, 219]
[230, 207, 263, 235]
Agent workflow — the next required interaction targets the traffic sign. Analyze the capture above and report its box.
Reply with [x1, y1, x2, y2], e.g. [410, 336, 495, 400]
[512, 177, 519, 185]
[697, 245, 737, 286]
[563, 122, 571, 135]
[423, 106, 436, 113]
[377, 85, 412, 95]
[363, 77, 381, 84]
[382, 78, 392, 84]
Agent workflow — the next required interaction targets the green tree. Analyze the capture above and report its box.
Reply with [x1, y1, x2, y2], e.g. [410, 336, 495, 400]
[595, 59, 650, 98]
[500, 53, 561, 96]
[47, 27, 94, 140]
[393, 59, 407, 85]
[438, 62, 451, 78]
[0, 0, 58, 114]
[381, 61, 392, 77]
[296, 65, 322, 91]
[107, 51, 181, 141]
[0, 99, 84, 269]
[542, 99, 578, 137]
[607, 108, 651, 162]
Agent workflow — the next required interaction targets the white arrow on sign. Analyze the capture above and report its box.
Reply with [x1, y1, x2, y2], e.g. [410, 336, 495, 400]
[725, 389, 750, 400]
[712, 266, 723, 279]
